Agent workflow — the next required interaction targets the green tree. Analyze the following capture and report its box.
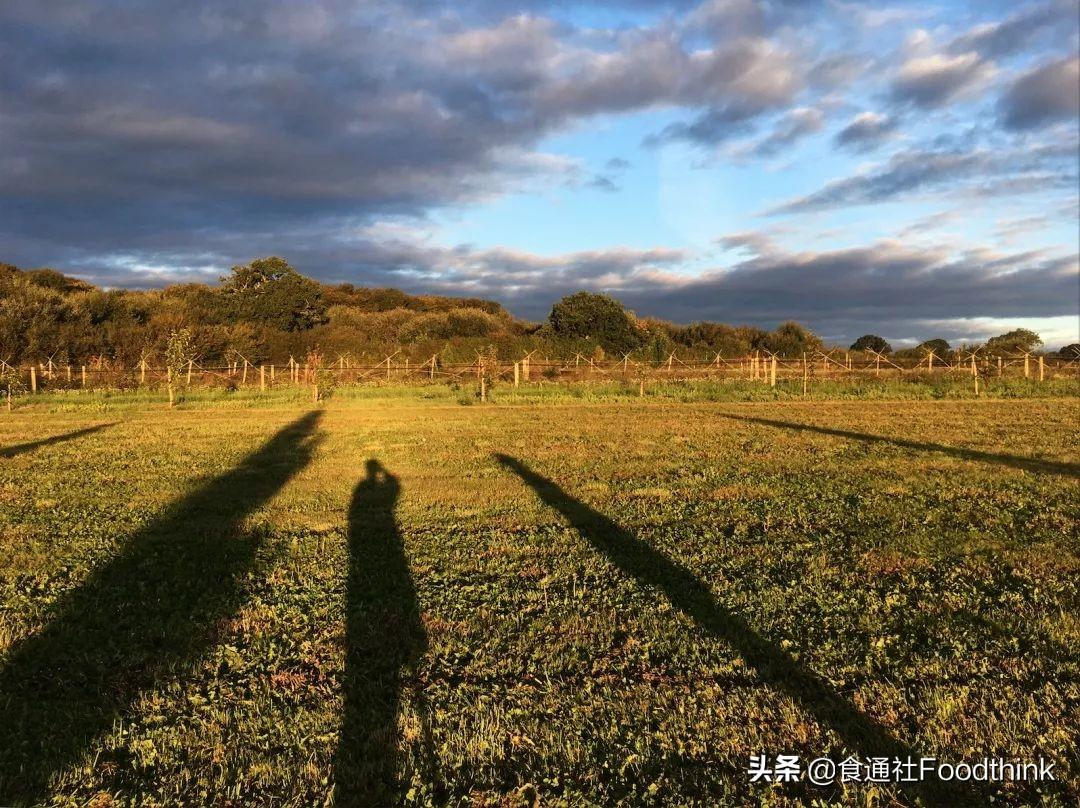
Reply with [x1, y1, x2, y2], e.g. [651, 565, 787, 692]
[164, 328, 194, 407]
[985, 328, 1043, 355]
[917, 338, 951, 358]
[764, 321, 823, 357]
[547, 292, 642, 355]
[221, 257, 327, 332]
[850, 334, 892, 353]
[1055, 343, 1080, 360]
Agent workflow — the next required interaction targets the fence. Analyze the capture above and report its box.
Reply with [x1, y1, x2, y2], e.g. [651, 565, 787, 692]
[7, 348, 1079, 399]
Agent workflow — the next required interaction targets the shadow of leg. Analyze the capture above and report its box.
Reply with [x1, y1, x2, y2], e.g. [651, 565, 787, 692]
[335, 459, 428, 807]
[495, 453, 982, 806]
[0, 422, 115, 459]
[0, 411, 323, 805]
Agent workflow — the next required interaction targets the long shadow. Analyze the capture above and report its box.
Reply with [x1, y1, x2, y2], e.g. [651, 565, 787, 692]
[722, 414, 1080, 479]
[334, 459, 428, 807]
[0, 423, 115, 459]
[0, 411, 323, 804]
[495, 453, 981, 806]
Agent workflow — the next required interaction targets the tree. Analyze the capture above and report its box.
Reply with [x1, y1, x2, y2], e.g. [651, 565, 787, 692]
[547, 292, 642, 355]
[764, 321, 823, 357]
[916, 338, 951, 358]
[850, 334, 892, 354]
[1055, 343, 1080, 360]
[221, 257, 327, 332]
[164, 328, 194, 407]
[985, 328, 1043, 355]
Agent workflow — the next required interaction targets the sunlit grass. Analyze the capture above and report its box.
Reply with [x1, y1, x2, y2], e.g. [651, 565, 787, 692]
[0, 392, 1077, 806]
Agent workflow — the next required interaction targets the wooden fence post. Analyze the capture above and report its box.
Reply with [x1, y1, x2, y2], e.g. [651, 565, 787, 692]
[187, 359, 193, 384]
[997, 356, 1002, 377]
[66, 365, 72, 382]
[260, 364, 266, 391]
[1024, 353, 1030, 378]
[928, 351, 935, 372]
[1038, 355, 1044, 381]
[242, 359, 248, 385]
[514, 362, 520, 387]
[30, 366, 37, 393]
[802, 353, 808, 396]
[770, 355, 777, 387]
[140, 359, 146, 385]
[81, 365, 87, 387]
[271, 364, 275, 381]
[430, 355, 436, 379]
[480, 375, 487, 402]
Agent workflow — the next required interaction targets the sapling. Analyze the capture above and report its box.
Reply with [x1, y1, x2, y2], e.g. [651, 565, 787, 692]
[164, 328, 194, 407]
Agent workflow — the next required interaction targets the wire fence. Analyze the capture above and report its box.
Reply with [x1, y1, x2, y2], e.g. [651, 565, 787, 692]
[7, 348, 1079, 398]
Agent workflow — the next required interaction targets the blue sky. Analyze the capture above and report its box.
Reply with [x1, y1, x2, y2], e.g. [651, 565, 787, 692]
[1, 0, 1077, 345]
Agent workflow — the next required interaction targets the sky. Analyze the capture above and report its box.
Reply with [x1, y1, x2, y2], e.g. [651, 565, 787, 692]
[1, 0, 1078, 347]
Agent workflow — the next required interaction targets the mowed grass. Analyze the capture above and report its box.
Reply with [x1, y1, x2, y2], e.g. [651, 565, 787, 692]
[0, 392, 1078, 806]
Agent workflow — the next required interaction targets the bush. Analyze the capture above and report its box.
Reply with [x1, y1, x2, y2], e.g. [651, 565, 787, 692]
[548, 292, 642, 355]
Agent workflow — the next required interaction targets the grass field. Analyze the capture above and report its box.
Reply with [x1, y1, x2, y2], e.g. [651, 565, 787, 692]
[1, 389, 1078, 806]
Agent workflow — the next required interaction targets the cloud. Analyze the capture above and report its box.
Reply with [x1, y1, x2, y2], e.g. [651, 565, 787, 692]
[611, 239, 1080, 345]
[0, 0, 810, 251]
[747, 107, 826, 156]
[998, 56, 1080, 130]
[833, 112, 897, 152]
[769, 140, 1077, 214]
[948, 0, 1076, 60]
[890, 51, 995, 108]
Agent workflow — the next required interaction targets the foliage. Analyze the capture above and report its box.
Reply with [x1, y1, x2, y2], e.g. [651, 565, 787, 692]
[164, 328, 194, 406]
[762, 320, 823, 357]
[850, 334, 892, 353]
[985, 328, 1043, 355]
[548, 291, 643, 355]
[913, 338, 951, 358]
[221, 257, 328, 332]
[1055, 343, 1080, 360]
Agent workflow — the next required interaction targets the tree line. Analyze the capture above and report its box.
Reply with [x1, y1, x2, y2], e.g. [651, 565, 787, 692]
[2, 257, 1075, 367]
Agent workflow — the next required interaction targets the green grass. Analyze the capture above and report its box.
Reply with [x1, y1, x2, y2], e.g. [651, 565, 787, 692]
[1, 392, 1077, 806]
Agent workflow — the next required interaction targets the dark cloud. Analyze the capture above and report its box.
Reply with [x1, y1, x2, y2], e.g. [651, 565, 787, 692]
[0, 0, 806, 258]
[615, 240, 1080, 345]
[769, 141, 1078, 214]
[587, 174, 620, 191]
[360, 234, 1080, 345]
[948, 0, 1076, 60]
[748, 107, 825, 157]
[999, 55, 1080, 130]
[833, 112, 897, 153]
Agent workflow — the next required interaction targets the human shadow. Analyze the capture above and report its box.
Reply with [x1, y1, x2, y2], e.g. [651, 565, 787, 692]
[0, 423, 115, 459]
[334, 459, 428, 807]
[495, 453, 982, 806]
[722, 414, 1080, 479]
[0, 411, 323, 804]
